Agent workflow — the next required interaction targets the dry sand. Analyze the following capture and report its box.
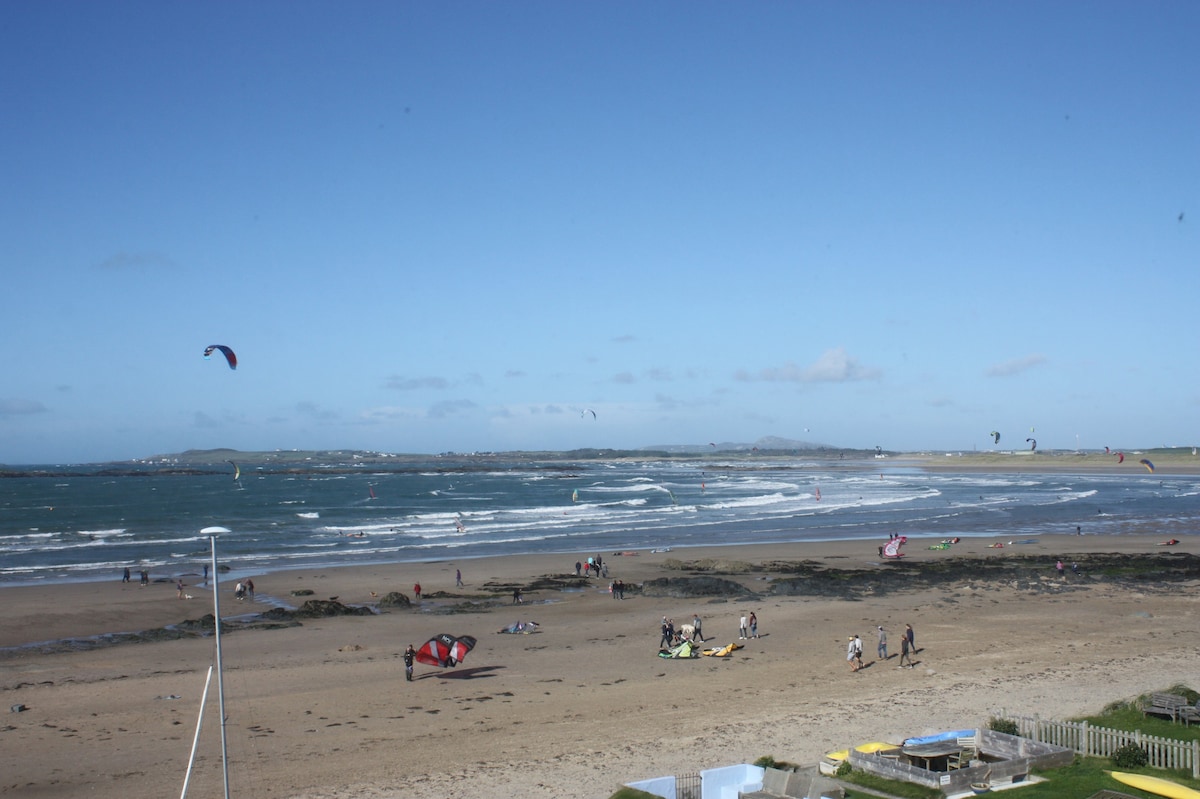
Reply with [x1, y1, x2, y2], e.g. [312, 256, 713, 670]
[2, 533, 1199, 799]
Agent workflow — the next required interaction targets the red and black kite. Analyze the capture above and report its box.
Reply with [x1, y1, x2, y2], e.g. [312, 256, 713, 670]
[415, 633, 477, 668]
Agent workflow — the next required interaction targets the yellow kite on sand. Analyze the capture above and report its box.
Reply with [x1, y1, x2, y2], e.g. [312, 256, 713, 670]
[701, 642, 744, 657]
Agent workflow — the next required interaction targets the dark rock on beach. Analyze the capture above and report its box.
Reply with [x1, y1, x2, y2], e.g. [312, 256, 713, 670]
[377, 591, 412, 608]
[639, 576, 755, 599]
[260, 600, 374, 621]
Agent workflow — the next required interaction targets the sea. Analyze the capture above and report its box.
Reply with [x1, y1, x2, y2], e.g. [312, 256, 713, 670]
[2, 456, 1198, 587]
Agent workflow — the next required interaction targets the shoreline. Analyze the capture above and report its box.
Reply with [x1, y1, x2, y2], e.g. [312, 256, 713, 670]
[0, 532, 1192, 652]
[3, 521, 1199, 798]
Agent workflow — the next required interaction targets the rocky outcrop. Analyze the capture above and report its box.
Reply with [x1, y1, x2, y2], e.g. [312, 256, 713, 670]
[377, 592, 411, 608]
[638, 576, 755, 599]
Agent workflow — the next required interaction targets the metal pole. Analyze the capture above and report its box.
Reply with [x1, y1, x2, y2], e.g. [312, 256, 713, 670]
[211, 535, 231, 799]
[180, 665, 213, 799]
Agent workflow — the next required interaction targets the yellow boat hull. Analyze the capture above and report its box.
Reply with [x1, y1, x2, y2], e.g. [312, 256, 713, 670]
[819, 742, 899, 774]
[1111, 771, 1200, 799]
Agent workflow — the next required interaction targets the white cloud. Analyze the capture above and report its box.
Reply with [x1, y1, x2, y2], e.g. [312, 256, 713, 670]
[384, 375, 450, 391]
[0, 398, 47, 416]
[986, 354, 1047, 377]
[737, 347, 881, 383]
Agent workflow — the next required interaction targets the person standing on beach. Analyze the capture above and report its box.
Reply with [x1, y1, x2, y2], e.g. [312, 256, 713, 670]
[203, 563, 209, 583]
[122, 567, 130, 583]
[403, 644, 416, 682]
[749, 611, 758, 639]
[140, 569, 149, 586]
[512, 587, 522, 604]
[905, 623, 916, 653]
[898, 634, 914, 668]
[659, 617, 673, 648]
[876, 626, 888, 660]
[1056, 560, 1065, 579]
[413, 582, 421, 600]
[245, 579, 255, 601]
[847, 636, 860, 672]
[177, 580, 185, 599]
[739, 614, 749, 640]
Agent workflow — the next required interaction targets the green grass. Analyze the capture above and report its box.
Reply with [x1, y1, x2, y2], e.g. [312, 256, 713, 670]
[838, 756, 1200, 799]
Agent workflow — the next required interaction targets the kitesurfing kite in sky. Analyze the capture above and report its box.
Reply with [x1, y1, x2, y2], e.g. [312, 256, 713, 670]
[415, 633, 477, 668]
[581, 409, 596, 420]
[203, 345, 237, 370]
[1026, 438, 1037, 451]
[1140, 459, 1155, 473]
[990, 431, 1001, 444]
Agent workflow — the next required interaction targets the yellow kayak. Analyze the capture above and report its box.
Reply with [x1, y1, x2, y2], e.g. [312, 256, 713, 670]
[820, 742, 898, 773]
[1111, 771, 1200, 799]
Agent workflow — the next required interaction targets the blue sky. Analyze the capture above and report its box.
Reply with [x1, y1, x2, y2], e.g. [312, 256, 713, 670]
[2, 2, 1196, 464]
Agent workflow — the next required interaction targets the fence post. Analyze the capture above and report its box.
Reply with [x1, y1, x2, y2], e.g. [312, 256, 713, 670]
[1081, 720, 1089, 756]
[1193, 739, 1198, 780]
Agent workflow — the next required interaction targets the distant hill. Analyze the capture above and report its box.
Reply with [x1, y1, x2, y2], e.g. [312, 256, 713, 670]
[640, 436, 835, 454]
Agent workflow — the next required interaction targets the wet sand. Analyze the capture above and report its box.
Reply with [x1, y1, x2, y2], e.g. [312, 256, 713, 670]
[2, 533, 1199, 799]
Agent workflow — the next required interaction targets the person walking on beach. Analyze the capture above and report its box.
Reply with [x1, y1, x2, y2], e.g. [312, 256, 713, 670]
[905, 623, 916, 653]
[177, 580, 185, 599]
[749, 611, 758, 639]
[660, 617, 673, 648]
[403, 644, 416, 682]
[876, 626, 888, 660]
[456, 568, 463, 587]
[898, 634, 914, 668]
[847, 636, 860, 672]
[245, 579, 255, 601]
[140, 569, 149, 586]
[691, 614, 704, 643]
[203, 563, 209, 583]
[739, 614, 749, 640]
[122, 567, 130, 583]
[512, 587, 522, 604]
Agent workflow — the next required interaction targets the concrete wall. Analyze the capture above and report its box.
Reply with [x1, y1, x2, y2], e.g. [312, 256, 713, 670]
[700, 763, 764, 799]
[624, 775, 675, 799]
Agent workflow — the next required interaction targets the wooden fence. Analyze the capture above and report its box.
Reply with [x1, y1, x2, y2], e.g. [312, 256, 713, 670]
[1007, 715, 1200, 779]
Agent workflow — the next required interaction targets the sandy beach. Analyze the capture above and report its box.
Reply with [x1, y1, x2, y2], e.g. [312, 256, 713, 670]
[2, 531, 1199, 799]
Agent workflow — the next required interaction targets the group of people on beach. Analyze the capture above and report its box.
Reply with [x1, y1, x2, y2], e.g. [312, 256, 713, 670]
[574, 555, 607, 578]
[848, 623, 916, 671]
[658, 611, 761, 649]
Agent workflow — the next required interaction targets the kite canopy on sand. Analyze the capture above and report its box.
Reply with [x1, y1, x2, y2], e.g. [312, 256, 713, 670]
[883, 536, 907, 559]
[415, 633, 477, 668]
